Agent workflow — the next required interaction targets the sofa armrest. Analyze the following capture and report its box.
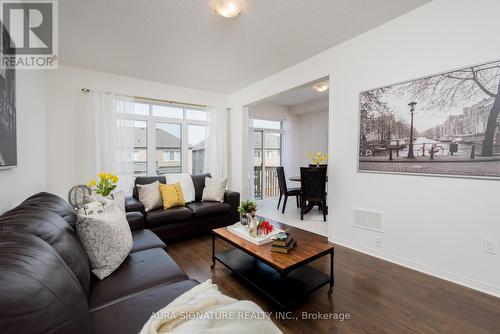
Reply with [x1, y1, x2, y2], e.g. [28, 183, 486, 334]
[125, 196, 144, 213]
[224, 190, 240, 223]
[126, 211, 145, 231]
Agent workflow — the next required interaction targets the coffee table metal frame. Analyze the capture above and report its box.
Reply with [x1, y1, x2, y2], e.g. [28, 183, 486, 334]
[210, 230, 334, 310]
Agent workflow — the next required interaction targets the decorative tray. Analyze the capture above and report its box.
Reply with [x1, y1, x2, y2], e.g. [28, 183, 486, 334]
[227, 222, 283, 245]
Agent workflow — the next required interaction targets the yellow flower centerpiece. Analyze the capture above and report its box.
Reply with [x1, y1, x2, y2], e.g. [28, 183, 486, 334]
[309, 152, 328, 167]
[88, 172, 119, 196]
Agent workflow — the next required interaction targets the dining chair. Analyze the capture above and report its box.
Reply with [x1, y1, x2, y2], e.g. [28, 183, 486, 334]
[308, 164, 328, 171]
[300, 167, 327, 222]
[308, 164, 328, 188]
[276, 166, 301, 214]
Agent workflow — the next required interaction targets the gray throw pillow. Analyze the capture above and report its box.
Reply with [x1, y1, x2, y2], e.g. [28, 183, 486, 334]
[202, 177, 227, 202]
[77, 202, 132, 280]
[137, 181, 162, 212]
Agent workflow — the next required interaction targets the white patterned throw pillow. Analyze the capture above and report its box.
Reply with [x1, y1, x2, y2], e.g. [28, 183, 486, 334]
[80, 200, 105, 216]
[77, 201, 132, 280]
[202, 177, 227, 202]
[84, 190, 126, 212]
[137, 181, 162, 212]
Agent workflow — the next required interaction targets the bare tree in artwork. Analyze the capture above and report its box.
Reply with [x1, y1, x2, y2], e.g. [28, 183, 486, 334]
[407, 61, 500, 156]
[360, 89, 390, 142]
[360, 88, 412, 145]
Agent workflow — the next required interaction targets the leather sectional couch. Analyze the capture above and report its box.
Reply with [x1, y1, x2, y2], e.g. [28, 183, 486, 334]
[0, 192, 200, 334]
[126, 173, 240, 241]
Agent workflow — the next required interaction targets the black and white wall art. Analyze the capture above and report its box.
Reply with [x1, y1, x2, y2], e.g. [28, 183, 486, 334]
[0, 23, 16, 169]
[358, 59, 500, 179]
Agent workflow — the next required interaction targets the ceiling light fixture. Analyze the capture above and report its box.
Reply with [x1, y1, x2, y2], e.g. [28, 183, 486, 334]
[214, 0, 243, 18]
[313, 82, 329, 93]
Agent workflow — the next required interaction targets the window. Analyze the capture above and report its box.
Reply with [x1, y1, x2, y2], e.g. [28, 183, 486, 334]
[127, 101, 208, 175]
[186, 109, 208, 121]
[133, 103, 149, 116]
[120, 119, 147, 176]
[153, 105, 183, 119]
[156, 123, 181, 174]
[188, 125, 207, 175]
[163, 151, 180, 161]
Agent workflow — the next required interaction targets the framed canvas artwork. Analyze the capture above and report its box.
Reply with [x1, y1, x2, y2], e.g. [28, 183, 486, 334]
[0, 21, 16, 169]
[358, 59, 500, 179]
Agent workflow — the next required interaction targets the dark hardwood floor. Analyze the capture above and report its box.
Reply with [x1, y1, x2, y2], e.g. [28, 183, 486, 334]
[167, 234, 500, 334]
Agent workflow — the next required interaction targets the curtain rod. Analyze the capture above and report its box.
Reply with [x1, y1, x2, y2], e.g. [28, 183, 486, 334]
[81, 88, 208, 109]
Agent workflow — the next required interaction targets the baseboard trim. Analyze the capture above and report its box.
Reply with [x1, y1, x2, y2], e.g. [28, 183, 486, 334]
[330, 236, 500, 298]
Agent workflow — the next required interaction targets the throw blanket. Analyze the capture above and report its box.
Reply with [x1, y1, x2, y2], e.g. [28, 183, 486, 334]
[140, 280, 282, 334]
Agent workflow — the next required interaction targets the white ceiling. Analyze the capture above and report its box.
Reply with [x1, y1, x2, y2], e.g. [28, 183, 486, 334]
[266, 78, 329, 106]
[59, 0, 430, 94]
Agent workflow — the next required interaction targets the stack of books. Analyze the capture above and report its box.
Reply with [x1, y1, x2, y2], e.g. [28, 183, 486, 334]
[271, 232, 296, 254]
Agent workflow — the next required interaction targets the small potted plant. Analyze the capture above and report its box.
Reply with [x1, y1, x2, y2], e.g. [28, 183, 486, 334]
[237, 200, 257, 226]
[88, 172, 119, 197]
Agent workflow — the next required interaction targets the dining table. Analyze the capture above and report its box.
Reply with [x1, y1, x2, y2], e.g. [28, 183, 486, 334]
[288, 176, 328, 182]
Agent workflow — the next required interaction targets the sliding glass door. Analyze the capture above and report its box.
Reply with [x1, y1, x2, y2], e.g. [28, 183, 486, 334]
[254, 130, 264, 199]
[253, 119, 282, 200]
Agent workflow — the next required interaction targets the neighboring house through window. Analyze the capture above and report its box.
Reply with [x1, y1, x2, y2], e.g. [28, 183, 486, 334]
[125, 101, 208, 176]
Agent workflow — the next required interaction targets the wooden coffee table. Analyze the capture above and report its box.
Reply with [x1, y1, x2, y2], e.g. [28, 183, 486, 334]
[211, 219, 334, 310]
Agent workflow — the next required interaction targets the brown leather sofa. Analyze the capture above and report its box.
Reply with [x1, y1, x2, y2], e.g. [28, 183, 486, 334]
[126, 173, 240, 241]
[0, 192, 200, 334]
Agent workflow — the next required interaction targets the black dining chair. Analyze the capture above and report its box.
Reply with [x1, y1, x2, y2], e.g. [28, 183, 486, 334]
[276, 166, 301, 213]
[309, 164, 328, 171]
[309, 164, 328, 186]
[300, 167, 327, 222]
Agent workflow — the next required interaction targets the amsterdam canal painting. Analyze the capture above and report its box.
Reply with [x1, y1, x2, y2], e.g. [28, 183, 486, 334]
[0, 23, 16, 169]
[358, 59, 500, 179]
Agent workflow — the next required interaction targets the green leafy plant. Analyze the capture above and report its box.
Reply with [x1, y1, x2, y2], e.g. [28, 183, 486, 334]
[237, 200, 257, 215]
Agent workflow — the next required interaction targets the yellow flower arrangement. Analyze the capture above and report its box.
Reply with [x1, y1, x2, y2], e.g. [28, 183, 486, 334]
[88, 172, 119, 196]
[309, 152, 328, 166]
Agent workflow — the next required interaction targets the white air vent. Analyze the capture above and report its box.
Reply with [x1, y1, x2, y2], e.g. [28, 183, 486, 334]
[353, 208, 383, 232]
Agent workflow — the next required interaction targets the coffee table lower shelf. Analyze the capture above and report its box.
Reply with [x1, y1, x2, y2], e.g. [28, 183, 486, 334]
[213, 247, 331, 310]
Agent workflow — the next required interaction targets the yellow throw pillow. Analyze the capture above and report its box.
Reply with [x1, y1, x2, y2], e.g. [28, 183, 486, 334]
[159, 183, 185, 210]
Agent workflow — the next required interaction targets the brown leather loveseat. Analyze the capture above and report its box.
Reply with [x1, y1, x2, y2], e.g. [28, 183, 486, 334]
[0, 192, 199, 334]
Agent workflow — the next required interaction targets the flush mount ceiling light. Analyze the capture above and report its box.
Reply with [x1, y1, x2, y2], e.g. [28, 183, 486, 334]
[214, 0, 243, 18]
[313, 82, 329, 93]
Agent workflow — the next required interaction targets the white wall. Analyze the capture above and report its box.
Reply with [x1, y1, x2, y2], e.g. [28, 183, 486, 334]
[228, 0, 500, 296]
[46, 65, 227, 198]
[248, 101, 290, 120]
[0, 70, 48, 213]
[296, 109, 329, 167]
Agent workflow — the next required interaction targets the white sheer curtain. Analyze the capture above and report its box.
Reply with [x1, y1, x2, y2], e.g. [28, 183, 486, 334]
[281, 116, 297, 177]
[86, 91, 136, 194]
[204, 106, 229, 179]
[247, 114, 255, 199]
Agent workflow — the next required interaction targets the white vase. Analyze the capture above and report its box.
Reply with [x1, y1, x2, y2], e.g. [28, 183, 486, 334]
[249, 216, 258, 238]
